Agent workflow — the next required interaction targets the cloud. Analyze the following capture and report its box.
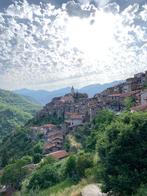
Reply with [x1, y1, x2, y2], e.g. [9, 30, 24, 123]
[65, 1, 95, 17]
[0, 0, 146, 90]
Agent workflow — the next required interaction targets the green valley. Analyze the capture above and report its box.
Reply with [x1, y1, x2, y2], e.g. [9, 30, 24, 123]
[0, 89, 42, 140]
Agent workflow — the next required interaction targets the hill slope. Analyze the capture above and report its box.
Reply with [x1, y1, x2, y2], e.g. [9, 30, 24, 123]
[0, 89, 42, 139]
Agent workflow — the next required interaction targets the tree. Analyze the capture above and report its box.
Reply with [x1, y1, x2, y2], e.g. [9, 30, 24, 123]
[64, 155, 78, 181]
[65, 153, 93, 181]
[33, 142, 43, 154]
[85, 109, 115, 151]
[97, 112, 147, 195]
[124, 96, 136, 111]
[76, 153, 93, 178]
[28, 164, 60, 190]
[33, 153, 42, 164]
[1, 157, 31, 190]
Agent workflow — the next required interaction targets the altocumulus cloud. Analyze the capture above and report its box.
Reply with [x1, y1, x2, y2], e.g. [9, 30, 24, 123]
[0, 0, 147, 90]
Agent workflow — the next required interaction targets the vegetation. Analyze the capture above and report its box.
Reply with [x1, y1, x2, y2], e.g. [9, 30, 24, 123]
[74, 110, 115, 151]
[1, 156, 32, 190]
[27, 152, 93, 192]
[0, 89, 41, 114]
[27, 113, 64, 126]
[97, 112, 147, 195]
[73, 110, 147, 195]
[0, 89, 42, 139]
[0, 127, 43, 168]
[124, 96, 136, 110]
[28, 164, 61, 190]
[1, 94, 147, 196]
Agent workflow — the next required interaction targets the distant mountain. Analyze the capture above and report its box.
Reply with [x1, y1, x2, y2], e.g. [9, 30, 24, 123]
[14, 81, 123, 105]
[0, 89, 42, 139]
[14, 87, 71, 105]
[79, 81, 123, 97]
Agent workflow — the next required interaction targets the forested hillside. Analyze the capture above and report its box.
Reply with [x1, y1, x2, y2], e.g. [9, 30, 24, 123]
[0, 89, 42, 139]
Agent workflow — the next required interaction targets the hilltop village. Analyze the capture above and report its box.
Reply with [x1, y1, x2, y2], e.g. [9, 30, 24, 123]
[31, 71, 147, 159]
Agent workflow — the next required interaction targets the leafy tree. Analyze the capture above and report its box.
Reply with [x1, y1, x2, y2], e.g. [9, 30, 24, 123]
[124, 96, 136, 111]
[33, 142, 43, 154]
[1, 157, 31, 190]
[33, 153, 42, 164]
[28, 164, 60, 190]
[64, 155, 78, 181]
[85, 110, 115, 151]
[76, 153, 93, 178]
[65, 153, 93, 181]
[97, 112, 147, 195]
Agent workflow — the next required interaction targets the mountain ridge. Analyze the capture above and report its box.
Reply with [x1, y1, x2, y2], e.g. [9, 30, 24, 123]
[14, 81, 123, 105]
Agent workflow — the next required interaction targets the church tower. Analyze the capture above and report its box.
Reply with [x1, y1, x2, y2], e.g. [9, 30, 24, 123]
[71, 86, 75, 95]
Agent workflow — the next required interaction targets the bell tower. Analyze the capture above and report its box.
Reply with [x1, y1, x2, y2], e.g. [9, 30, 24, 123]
[71, 86, 75, 95]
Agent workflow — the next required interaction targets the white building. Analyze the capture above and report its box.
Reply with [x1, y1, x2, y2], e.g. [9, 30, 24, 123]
[65, 114, 83, 127]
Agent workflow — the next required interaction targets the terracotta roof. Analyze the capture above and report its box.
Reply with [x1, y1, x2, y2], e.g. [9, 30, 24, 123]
[109, 93, 122, 97]
[44, 143, 56, 149]
[110, 90, 140, 98]
[65, 112, 79, 116]
[131, 104, 147, 112]
[71, 115, 83, 120]
[49, 150, 69, 159]
[41, 124, 56, 129]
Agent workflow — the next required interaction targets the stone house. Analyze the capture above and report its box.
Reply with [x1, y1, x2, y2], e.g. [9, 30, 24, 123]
[65, 113, 84, 128]
[141, 90, 147, 105]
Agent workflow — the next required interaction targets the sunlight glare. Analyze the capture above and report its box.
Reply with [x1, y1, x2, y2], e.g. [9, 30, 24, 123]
[66, 10, 117, 61]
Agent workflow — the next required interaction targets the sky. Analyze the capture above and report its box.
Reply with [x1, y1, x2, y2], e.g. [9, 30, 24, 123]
[0, 0, 147, 90]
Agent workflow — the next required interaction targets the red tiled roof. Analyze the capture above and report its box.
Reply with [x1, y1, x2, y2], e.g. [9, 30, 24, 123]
[41, 124, 56, 129]
[109, 93, 122, 97]
[110, 90, 140, 98]
[49, 150, 69, 159]
[131, 104, 147, 112]
[71, 115, 83, 120]
[65, 112, 79, 116]
[44, 143, 56, 149]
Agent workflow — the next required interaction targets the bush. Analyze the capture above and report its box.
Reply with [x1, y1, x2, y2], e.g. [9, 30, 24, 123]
[39, 156, 57, 167]
[64, 155, 78, 181]
[135, 184, 147, 196]
[76, 153, 93, 178]
[33, 153, 42, 164]
[28, 164, 60, 190]
[65, 153, 93, 181]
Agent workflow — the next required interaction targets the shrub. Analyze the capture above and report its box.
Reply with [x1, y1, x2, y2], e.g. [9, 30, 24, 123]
[65, 153, 93, 181]
[28, 164, 60, 190]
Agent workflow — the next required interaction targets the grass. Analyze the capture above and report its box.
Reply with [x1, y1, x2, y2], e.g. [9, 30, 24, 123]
[17, 178, 93, 196]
